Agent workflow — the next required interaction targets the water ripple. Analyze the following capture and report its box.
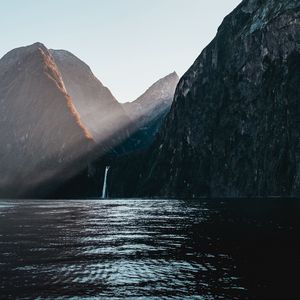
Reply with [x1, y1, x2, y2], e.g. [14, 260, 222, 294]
[3, 198, 297, 299]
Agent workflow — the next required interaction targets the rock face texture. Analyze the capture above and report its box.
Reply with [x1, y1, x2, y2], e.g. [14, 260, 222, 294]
[122, 72, 179, 150]
[121, 0, 300, 198]
[0, 43, 94, 197]
[51, 50, 131, 149]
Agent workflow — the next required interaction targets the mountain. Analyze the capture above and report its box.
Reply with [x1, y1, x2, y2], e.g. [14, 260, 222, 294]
[123, 72, 179, 125]
[51, 72, 179, 198]
[51, 50, 131, 149]
[0, 43, 94, 198]
[122, 72, 179, 150]
[110, 0, 300, 198]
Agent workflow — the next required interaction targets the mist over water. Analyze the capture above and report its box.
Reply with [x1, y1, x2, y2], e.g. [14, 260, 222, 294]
[0, 199, 299, 299]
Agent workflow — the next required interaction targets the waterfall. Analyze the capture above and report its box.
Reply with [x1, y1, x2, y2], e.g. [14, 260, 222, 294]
[101, 166, 110, 199]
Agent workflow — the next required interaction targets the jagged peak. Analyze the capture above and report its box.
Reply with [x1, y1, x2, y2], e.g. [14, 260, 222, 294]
[124, 72, 179, 112]
[2, 42, 48, 58]
[166, 71, 179, 79]
[0, 42, 48, 70]
[0, 43, 94, 142]
[156, 71, 179, 82]
[27, 42, 48, 51]
[138, 72, 179, 99]
[138, 71, 179, 97]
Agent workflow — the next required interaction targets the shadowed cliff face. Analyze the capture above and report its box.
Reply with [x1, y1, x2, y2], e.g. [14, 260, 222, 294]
[0, 43, 94, 197]
[115, 0, 300, 198]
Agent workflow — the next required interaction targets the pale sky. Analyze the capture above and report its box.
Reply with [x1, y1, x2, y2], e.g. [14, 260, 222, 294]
[0, 0, 241, 102]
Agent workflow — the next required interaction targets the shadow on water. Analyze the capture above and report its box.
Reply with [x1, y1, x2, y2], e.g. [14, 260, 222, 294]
[0, 198, 299, 299]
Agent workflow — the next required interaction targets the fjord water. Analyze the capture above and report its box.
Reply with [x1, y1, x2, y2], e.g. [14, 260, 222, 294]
[0, 199, 299, 299]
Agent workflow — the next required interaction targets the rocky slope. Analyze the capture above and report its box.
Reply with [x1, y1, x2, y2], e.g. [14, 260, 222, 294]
[0, 43, 94, 197]
[123, 72, 178, 124]
[51, 50, 131, 150]
[122, 72, 179, 150]
[112, 0, 300, 198]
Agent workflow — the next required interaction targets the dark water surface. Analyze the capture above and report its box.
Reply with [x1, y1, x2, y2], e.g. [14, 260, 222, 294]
[0, 199, 299, 299]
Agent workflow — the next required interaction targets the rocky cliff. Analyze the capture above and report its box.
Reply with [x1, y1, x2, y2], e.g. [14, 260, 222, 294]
[115, 0, 300, 198]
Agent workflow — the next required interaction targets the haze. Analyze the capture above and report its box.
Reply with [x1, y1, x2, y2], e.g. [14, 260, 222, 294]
[0, 0, 241, 102]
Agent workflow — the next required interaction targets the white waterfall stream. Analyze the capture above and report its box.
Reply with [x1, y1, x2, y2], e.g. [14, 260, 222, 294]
[101, 166, 110, 199]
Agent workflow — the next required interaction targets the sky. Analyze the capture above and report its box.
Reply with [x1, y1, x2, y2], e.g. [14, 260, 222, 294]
[0, 0, 241, 102]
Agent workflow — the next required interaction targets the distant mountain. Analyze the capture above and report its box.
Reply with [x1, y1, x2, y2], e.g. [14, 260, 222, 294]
[0, 43, 93, 197]
[122, 72, 179, 150]
[124, 71, 179, 122]
[51, 50, 131, 148]
[110, 0, 300, 198]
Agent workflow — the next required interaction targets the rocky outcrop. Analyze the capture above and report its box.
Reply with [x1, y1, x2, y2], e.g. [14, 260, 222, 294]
[0, 43, 94, 197]
[115, 0, 300, 198]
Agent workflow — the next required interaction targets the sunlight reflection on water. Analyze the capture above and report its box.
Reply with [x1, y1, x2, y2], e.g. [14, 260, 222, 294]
[1, 198, 298, 299]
